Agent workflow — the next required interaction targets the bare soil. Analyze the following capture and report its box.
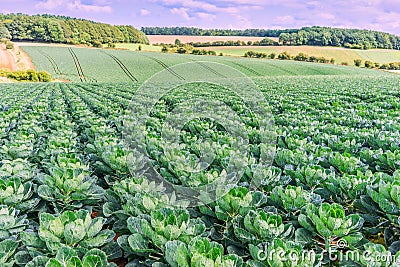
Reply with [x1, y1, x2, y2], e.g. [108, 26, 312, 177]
[0, 76, 14, 83]
[0, 44, 16, 71]
[0, 43, 35, 71]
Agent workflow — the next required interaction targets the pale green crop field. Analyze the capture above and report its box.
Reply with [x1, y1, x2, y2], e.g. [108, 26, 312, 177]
[21, 45, 388, 83]
[202, 45, 400, 65]
[115, 43, 162, 52]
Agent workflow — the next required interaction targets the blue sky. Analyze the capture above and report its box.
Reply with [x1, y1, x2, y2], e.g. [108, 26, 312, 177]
[1, 0, 400, 34]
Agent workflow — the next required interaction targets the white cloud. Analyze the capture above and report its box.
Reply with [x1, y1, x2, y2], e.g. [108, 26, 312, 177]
[140, 8, 150, 16]
[170, 7, 191, 20]
[35, 0, 112, 13]
[196, 12, 216, 21]
[151, 0, 241, 14]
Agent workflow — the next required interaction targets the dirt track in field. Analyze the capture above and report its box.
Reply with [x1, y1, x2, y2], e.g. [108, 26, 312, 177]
[0, 43, 35, 71]
[0, 44, 17, 71]
[15, 43, 36, 70]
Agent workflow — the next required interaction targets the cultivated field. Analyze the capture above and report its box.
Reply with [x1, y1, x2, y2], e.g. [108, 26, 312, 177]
[202, 45, 400, 64]
[0, 43, 399, 266]
[1, 73, 399, 266]
[21, 45, 385, 82]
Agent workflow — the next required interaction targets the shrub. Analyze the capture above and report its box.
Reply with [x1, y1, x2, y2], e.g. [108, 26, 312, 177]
[364, 60, 374, 68]
[5, 70, 52, 82]
[38, 71, 52, 82]
[5, 42, 14, 50]
[161, 46, 168, 53]
[278, 51, 291, 60]
[354, 59, 362, 67]
[294, 52, 309, 61]
[176, 47, 187, 54]
[92, 40, 103, 48]
[27, 70, 39, 82]
[244, 51, 267, 58]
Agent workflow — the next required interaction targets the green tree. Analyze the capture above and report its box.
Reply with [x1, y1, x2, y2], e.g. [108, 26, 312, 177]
[175, 38, 182, 46]
[0, 25, 11, 40]
[364, 60, 374, 68]
[279, 33, 291, 45]
[278, 51, 291, 60]
[354, 59, 362, 67]
[38, 71, 52, 82]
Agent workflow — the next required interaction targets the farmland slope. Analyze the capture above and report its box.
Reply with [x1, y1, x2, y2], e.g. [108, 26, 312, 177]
[21, 45, 387, 83]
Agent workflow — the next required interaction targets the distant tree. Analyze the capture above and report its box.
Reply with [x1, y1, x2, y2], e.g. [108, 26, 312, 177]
[107, 42, 116, 48]
[27, 69, 39, 82]
[175, 39, 182, 46]
[138, 45, 142, 51]
[5, 41, 13, 50]
[219, 52, 223, 56]
[294, 52, 309, 61]
[330, 58, 335, 64]
[0, 25, 11, 40]
[176, 46, 186, 54]
[244, 51, 255, 57]
[38, 71, 52, 82]
[161, 46, 168, 53]
[92, 40, 103, 48]
[279, 33, 291, 45]
[354, 59, 362, 67]
[269, 52, 276, 59]
[364, 60, 374, 68]
[278, 51, 291, 60]
[142, 26, 400, 50]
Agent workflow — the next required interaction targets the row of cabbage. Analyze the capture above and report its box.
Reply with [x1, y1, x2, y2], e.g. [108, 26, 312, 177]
[0, 76, 399, 267]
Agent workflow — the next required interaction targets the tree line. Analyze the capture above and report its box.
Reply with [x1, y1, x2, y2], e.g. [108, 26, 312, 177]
[143, 26, 400, 50]
[244, 50, 335, 63]
[0, 14, 149, 46]
[142, 27, 295, 37]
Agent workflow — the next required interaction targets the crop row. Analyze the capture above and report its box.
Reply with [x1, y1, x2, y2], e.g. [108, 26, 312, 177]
[0, 76, 399, 266]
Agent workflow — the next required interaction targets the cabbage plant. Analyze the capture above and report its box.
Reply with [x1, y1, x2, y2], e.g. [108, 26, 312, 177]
[233, 209, 294, 245]
[163, 237, 243, 267]
[119, 208, 205, 256]
[19, 209, 115, 257]
[298, 203, 364, 249]
[25, 246, 115, 267]
[367, 178, 400, 223]
[0, 178, 39, 213]
[0, 205, 29, 241]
